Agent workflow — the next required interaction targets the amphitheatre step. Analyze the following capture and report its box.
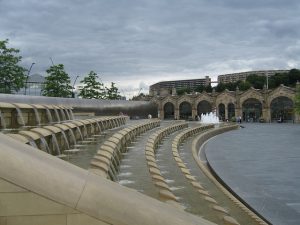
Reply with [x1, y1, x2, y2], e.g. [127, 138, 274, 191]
[175, 124, 266, 225]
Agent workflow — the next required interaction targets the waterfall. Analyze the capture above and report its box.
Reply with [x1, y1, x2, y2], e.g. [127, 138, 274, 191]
[83, 124, 88, 137]
[64, 108, 71, 120]
[60, 130, 70, 150]
[69, 109, 75, 120]
[0, 110, 6, 129]
[60, 108, 66, 121]
[51, 133, 61, 155]
[28, 139, 38, 149]
[68, 128, 77, 145]
[31, 106, 41, 126]
[54, 108, 61, 122]
[13, 105, 26, 126]
[76, 126, 84, 141]
[40, 137, 51, 154]
[44, 107, 53, 123]
[95, 121, 102, 133]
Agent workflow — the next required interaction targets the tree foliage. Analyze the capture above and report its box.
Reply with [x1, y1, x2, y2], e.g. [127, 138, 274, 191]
[78, 71, 105, 99]
[295, 85, 300, 114]
[42, 64, 72, 97]
[105, 82, 121, 100]
[177, 87, 191, 95]
[0, 39, 27, 93]
[214, 69, 300, 93]
[238, 81, 251, 91]
[246, 74, 266, 89]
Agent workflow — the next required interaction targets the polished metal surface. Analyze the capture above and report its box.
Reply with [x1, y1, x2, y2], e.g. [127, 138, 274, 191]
[0, 94, 157, 118]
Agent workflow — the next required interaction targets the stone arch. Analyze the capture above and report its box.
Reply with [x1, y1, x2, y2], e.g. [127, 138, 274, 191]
[177, 96, 193, 108]
[228, 103, 235, 120]
[179, 101, 192, 120]
[163, 102, 175, 120]
[216, 91, 236, 106]
[197, 100, 212, 116]
[242, 98, 262, 122]
[268, 86, 295, 106]
[218, 103, 225, 121]
[240, 89, 264, 109]
[270, 96, 294, 122]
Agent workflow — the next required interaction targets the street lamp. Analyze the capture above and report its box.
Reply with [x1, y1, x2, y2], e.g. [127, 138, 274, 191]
[72, 75, 79, 98]
[24, 62, 35, 95]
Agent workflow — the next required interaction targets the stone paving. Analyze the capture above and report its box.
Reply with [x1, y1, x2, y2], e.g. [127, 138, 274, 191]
[204, 123, 300, 225]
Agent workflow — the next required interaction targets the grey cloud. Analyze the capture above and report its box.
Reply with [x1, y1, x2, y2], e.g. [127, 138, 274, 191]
[1, 0, 300, 97]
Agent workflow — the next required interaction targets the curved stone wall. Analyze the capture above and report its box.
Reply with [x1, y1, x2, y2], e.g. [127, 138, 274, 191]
[7, 116, 127, 157]
[89, 120, 161, 180]
[172, 124, 240, 225]
[145, 122, 188, 205]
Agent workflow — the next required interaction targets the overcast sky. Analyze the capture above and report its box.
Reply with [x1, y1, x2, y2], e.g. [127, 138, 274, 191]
[1, 0, 300, 98]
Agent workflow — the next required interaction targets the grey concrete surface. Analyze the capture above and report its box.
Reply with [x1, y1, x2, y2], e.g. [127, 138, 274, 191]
[204, 123, 300, 225]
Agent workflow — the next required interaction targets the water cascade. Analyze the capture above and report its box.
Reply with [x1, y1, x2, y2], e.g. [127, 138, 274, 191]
[64, 109, 71, 120]
[68, 128, 77, 145]
[44, 107, 53, 123]
[51, 133, 61, 155]
[12, 105, 26, 126]
[76, 126, 84, 141]
[28, 139, 38, 149]
[31, 106, 41, 126]
[60, 130, 70, 150]
[0, 110, 6, 129]
[60, 108, 66, 121]
[69, 109, 75, 120]
[54, 108, 61, 123]
[200, 112, 220, 124]
[95, 121, 102, 133]
[40, 137, 51, 154]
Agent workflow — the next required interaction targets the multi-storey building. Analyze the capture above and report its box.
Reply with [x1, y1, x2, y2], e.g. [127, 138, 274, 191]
[217, 70, 289, 84]
[149, 76, 211, 96]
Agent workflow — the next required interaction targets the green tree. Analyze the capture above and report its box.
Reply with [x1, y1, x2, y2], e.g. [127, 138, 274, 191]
[238, 81, 251, 91]
[288, 69, 300, 85]
[195, 85, 204, 93]
[78, 71, 105, 99]
[246, 74, 266, 89]
[295, 85, 300, 114]
[42, 64, 72, 97]
[269, 73, 289, 88]
[215, 82, 226, 92]
[205, 84, 213, 93]
[0, 39, 27, 93]
[176, 87, 191, 95]
[105, 82, 121, 100]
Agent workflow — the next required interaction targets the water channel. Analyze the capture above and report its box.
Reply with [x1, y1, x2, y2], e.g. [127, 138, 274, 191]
[204, 123, 300, 225]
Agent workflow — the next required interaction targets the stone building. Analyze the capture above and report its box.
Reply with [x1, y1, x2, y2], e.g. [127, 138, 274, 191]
[151, 83, 299, 123]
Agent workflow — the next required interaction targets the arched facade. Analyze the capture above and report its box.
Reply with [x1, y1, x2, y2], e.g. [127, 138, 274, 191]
[152, 85, 300, 123]
[179, 101, 192, 120]
[197, 100, 212, 116]
[270, 96, 294, 122]
[163, 102, 175, 119]
[242, 98, 262, 122]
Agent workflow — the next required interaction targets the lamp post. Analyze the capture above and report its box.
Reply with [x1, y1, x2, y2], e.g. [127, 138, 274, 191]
[24, 62, 35, 95]
[72, 75, 79, 98]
